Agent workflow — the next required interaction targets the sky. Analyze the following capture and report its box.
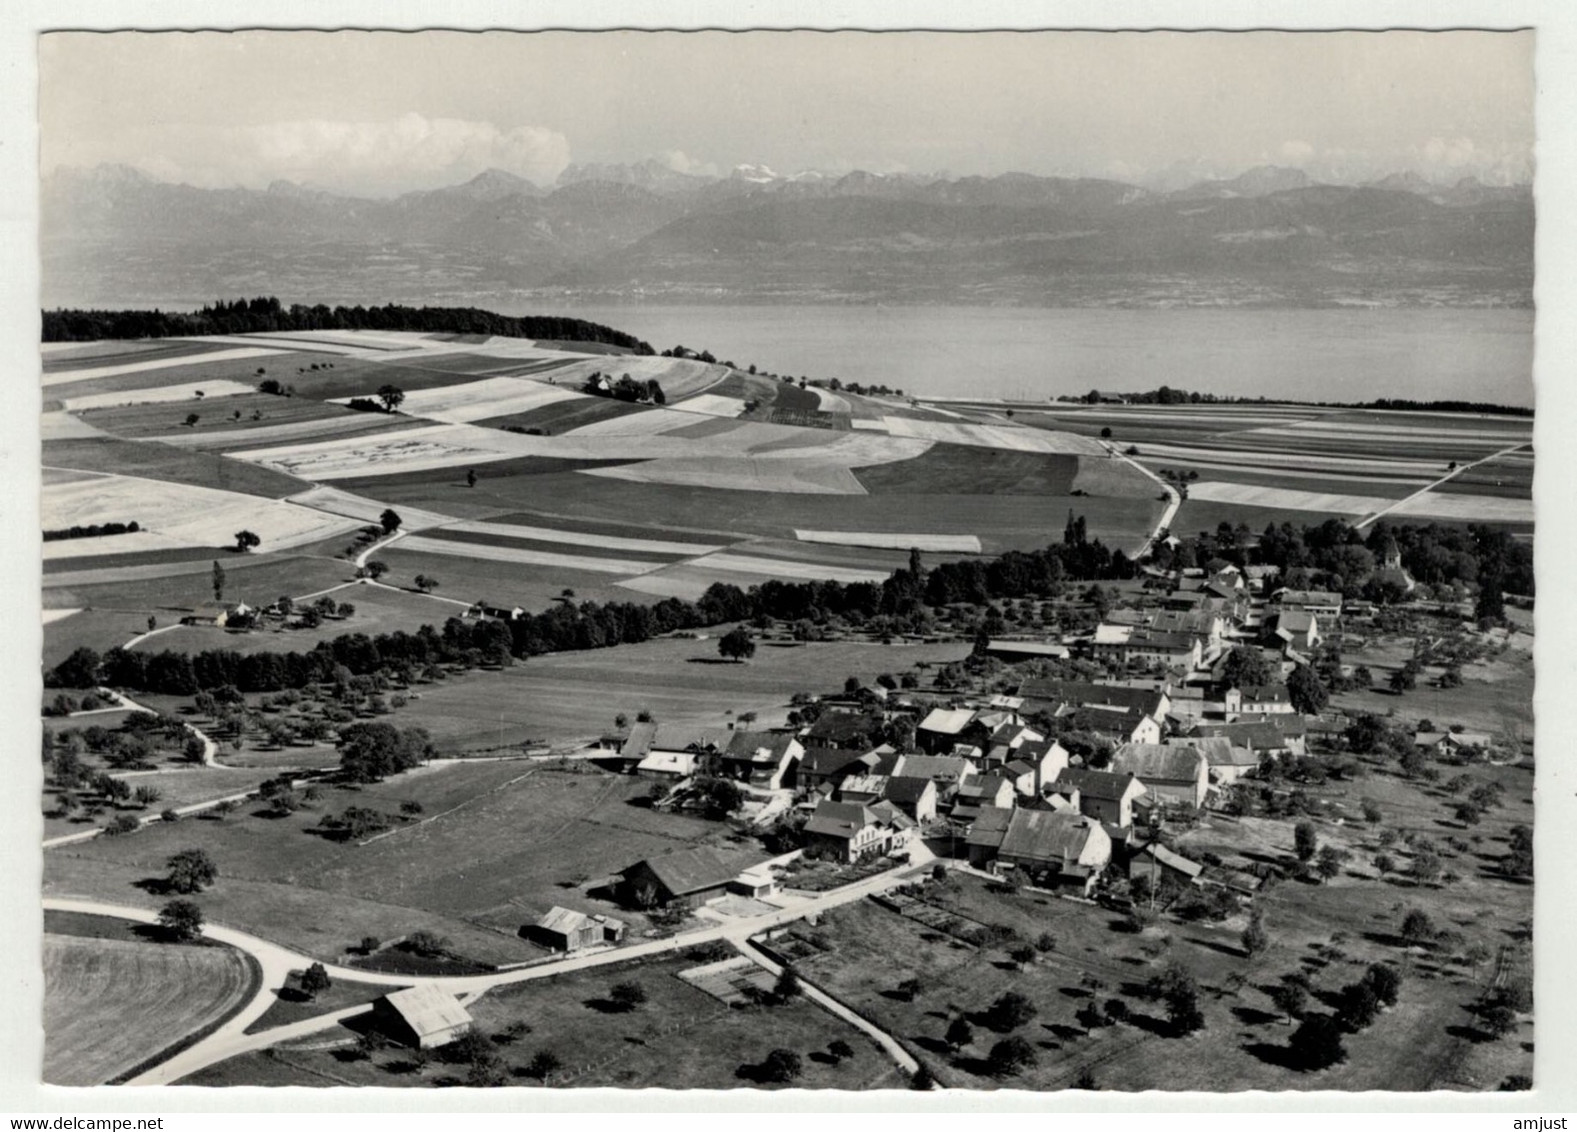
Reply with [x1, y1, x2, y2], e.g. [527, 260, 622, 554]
[39, 29, 1535, 196]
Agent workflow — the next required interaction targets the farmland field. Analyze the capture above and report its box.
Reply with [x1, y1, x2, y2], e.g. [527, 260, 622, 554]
[393, 634, 970, 751]
[44, 932, 257, 1086]
[44, 760, 747, 961]
[186, 953, 900, 1089]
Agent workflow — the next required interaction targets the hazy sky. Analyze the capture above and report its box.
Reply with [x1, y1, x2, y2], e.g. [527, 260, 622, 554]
[40, 29, 1534, 196]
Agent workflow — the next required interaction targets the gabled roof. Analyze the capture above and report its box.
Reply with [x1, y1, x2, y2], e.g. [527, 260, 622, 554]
[626, 846, 742, 896]
[1133, 841, 1204, 878]
[619, 721, 658, 759]
[1274, 589, 1341, 607]
[1054, 767, 1144, 802]
[1168, 735, 1235, 765]
[1237, 684, 1290, 703]
[805, 799, 885, 839]
[805, 710, 880, 744]
[798, 747, 867, 777]
[839, 773, 889, 797]
[1110, 743, 1208, 783]
[1271, 609, 1318, 633]
[998, 809, 1101, 863]
[1189, 717, 1306, 748]
[883, 776, 936, 805]
[652, 724, 733, 753]
[957, 775, 1015, 802]
[965, 806, 1015, 848]
[893, 754, 973, 781]
[381, 984, 473, 1038]
[725, 730, 798, 762]
[536, 906, 601, 934]
[918, 707, 976, 735]
[1019, 679, 1164, 716]
[1127, 629, 1200, 651]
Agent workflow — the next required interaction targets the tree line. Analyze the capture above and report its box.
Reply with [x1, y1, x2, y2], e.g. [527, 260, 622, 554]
[1056, 385, 1530, 416]
[46, 520, 1138, 695]
[41, 297, 654, 354]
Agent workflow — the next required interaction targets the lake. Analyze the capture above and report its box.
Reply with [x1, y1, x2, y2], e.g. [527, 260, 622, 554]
[508, 304, 1534, 409]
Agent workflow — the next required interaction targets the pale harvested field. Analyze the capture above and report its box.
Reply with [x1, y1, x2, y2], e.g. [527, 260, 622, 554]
[43, 474, 364, 552]
[44, 934, 254, 1086]
[808, 386, 852, 413]
[682, 550, 890, 584]
[879, 417, 1105, 454]
[396, 534, 669, 576]
[1269, 419, 1532, 442]
[1132, 441, 1446, 475]
[41, 346, 283, 387]
[43, 530, 193, 561]
[564, 407, 704, 437]
[1185, 481, 1390, 515]
[674, 392, 748, 418]
[794, 529, 982, 553]
[59, 380, 258, 412]
[583, 457, 867, 495]
[1391, 491, 1535, 524]
[615, 565, 774, 600]
[352, 376, 582, 424]
[41, 412, 110, 441]
[1138, 456, 1430, 490]
[42, 466, 109, 486]
[231, 423, 524, 479]
[445, 518, 728, 556]
[285, 485, 455, 531]
[42, 607, 82, 625]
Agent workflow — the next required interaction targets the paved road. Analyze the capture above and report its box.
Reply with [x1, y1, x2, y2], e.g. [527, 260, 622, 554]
[1102, 440, 1180, 558]
[1354, 441, 1530, 530]
[47, 845, 937, 1086]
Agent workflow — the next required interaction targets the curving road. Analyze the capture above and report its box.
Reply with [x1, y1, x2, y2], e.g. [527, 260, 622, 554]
[47, 844, 939, 1086]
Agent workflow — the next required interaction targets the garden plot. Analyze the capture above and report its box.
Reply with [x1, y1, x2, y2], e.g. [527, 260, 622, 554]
[673, 392, 748, 418]
[285, 485, 456, 531]
[41, 346, 283, 387]
[878, 417, 1105, 454]
[339, 376, 584, 425]
[1184, 481, 1391, 515]
[42, 474, 364, 552]
[59, 380, 259, 413]
[395, 534, 670, 576]
[795, 529, 982, 553]
[445, 518, 728, 556]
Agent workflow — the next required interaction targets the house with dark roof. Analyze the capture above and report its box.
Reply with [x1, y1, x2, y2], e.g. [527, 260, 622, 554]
[882, 776, 938, 823]
[1229, 685, 1296, 717]
[993, 809, 1113, 893]
[1051, 768, 1147, 827]
[983, 639, 1071, 663]
[803, 709, 884, 751]
[794, 747, 871, 794]
[1061, 705, 1162, 746]
[598, 720, 657, 769]
[1124, 628, 1204, 671]
[954, 774, 1016, 813]
[836, 773, 890, 807]
[369, 984, 473, 1049]
[1265, 609, 1321, 652]
[803, 799, 912, 863]
[1273, 589, 1343, 616]
[1020, 679, 1170, 724]
[964, 806, 1015, 869]
[1188, 717, 1307, 757]
[891, 753, 976, 790]
[1109, 743, 1210, 809]
[721, 730, 803, 791]
[618, 846, 754, 910]
[985, 736, 1070, 798]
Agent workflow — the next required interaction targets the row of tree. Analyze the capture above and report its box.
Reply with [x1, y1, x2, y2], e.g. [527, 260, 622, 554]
[41, 298, 654, 353]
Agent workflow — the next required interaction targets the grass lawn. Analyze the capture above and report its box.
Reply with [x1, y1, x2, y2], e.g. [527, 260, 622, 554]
[373, 546, 633, 617]
[396, 635, 970, 751]
[243, 971, 395, 1035]
[44, 931, 257, 1086]
[43, 760, 744, 963]
[1332, 638, 1534, 738]
[187, 953, 901, 1089]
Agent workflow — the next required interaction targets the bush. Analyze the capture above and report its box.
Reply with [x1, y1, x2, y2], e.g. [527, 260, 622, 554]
[1288, 1013, 1347, 1071]
[987, 1036, 1037, 1077]
[984, 991, 1037, 1032]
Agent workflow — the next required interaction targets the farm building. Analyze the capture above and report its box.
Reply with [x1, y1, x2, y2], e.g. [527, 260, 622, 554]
[1108, 743, 1210, 809]
[992, 809, 1113, 893]
[1051, 768, 1147, 827]
[836, 773, 889, 807]
[1127, 842, 1205, 888]
[983, 639, 1071, 663]
[964, 806, 1016, 868]
[368, 984, 473, 1049]
[953, 774, 1016, 814]
[1188, 717, 1307, 758]
[180, 602, 253, 627]
[1272, 589, 1343, 616]
[618, 847, 751, 910]
[526, 906, 626, 952]
[635, 749, 699, 780]
[983, 737, 1070, 797]
[1123, 629, 1204, 671]
[916, 707, 984, 755]
[721, 730, 803, 790]
[1265, 609, 1321, 651]
[1229, 685, 1297, 717]
[802, 709, 883, 751]
[890, 753, 976, 793]
[1020, 679, 1170, 723]
[794, 747, 873, 794]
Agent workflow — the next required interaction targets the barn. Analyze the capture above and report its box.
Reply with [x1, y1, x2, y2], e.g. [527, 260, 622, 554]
[368, 984, 473, 1049]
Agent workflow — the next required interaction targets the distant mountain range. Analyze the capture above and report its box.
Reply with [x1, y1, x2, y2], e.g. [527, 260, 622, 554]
[41, 162, 1533, 309]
